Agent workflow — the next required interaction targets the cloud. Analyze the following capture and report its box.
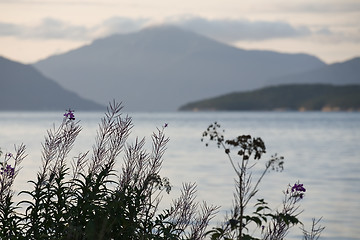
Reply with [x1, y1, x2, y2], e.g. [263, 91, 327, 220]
[169, 17, 312, 42]
[0, 22, 21, 36]
[0, 15, 354, 44]
[0, 18, 90, 40]
[28, 18, 89, 40]
[0, 17, 149, 40]
[279, 1, 360, 13]
[98, 17, 150, 36]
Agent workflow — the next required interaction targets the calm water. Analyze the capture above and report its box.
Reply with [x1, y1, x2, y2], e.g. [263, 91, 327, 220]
[0, 111, 359, 240]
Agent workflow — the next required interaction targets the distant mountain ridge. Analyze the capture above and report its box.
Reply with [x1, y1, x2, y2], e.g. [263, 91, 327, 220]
[33, 26, 327, 111]
[0, 56, 105, 111]
[179, 84, 360, 111]
[267, 57, 360, 85]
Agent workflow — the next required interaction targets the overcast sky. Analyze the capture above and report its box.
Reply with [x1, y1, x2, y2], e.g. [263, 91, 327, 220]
[0, 0, 359, 64]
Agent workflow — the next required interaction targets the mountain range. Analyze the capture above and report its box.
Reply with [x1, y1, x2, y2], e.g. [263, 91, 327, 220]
[1, 26, 359, 111]
[0, 56, 104, 111]
[34, 26, 336, 111]
[267, 57, 360, 85]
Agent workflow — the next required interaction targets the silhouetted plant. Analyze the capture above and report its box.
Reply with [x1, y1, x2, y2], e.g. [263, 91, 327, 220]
[0, 145, 26, 239]
[201, 122, 324, 240]
[0, 106, 324, 240]
[0, 102, 218, 240]
[301, 218, 325, 240]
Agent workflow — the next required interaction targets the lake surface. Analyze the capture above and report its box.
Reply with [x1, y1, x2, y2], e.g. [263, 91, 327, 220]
[0, 111, 359, 240]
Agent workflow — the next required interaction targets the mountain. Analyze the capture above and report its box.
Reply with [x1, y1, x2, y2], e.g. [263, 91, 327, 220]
[33, 26, 326, 111]
[0, 56, 105, 111]
[178, 84, 360, 111]
[267, 57, 360, 85]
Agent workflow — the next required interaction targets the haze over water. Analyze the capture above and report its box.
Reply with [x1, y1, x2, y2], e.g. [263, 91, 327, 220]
[0, 111, 359, 240]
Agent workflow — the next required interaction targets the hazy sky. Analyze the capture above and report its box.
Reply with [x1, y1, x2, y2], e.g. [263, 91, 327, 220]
[0, 0, 359, 64]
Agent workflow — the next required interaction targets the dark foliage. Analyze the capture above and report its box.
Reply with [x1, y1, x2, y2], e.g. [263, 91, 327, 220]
[0, 102, 218, 240]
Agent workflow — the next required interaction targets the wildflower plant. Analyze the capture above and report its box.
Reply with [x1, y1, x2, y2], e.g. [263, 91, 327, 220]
[0, 145, 26, 238]
[0, 105, 324, 240]
[301, 218, 325, 240]
[0, 102, 218, 240]
[201, 122, 324, 240]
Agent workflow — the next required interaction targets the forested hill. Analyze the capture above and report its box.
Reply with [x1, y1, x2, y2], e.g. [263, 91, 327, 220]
[178, 84, 360, 111]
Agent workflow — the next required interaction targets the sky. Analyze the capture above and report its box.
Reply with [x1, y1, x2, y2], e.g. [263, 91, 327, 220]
[0, 0, 359, 64]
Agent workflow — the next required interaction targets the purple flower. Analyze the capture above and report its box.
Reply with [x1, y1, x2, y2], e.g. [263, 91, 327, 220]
[164, 123, 168, 128]
[64, 109, 75, 120]
[1, 164, 15, 177]
[6, 152, 13, 158]
[291, 183, 306, 193]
